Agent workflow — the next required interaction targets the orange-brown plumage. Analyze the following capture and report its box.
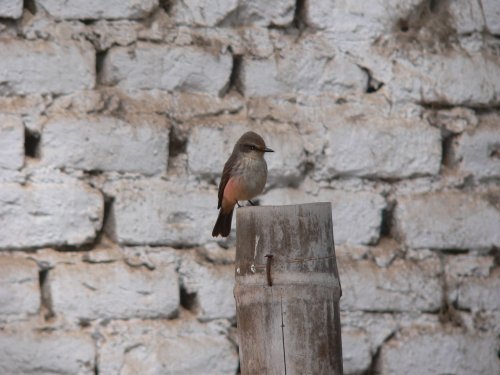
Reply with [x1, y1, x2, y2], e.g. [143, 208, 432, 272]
[212, 131, 273, 237]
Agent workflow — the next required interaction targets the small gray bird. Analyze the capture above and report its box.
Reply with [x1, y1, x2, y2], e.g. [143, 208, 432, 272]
[212, 131, 274, 237]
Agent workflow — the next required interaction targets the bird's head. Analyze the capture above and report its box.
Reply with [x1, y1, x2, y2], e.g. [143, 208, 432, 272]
[235, 131, 274, 159]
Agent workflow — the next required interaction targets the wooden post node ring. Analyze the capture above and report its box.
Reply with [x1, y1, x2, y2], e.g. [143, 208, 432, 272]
[235, 203, 343, 375]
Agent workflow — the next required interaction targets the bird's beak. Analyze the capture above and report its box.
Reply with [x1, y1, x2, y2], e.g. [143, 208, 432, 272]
[263, 147, 274, 153]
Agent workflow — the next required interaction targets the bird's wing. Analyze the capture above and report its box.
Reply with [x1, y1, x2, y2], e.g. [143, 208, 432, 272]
[217, 153, 237, 209]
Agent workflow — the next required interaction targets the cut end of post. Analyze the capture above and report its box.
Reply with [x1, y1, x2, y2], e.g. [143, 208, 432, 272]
[235, 202, 337, 279]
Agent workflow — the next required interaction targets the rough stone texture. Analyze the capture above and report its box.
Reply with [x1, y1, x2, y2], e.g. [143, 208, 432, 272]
[0, 115, 24, 170]
[101, 43, 233, 95]
[308, 0, 489, 37]
[386, 50, 500, 106]
[394, 192, 500, 250]
[340, 311, 402, 356]
[338, 256, 442, 312]
[187, 119, 305, 185]
[179, 253, 235, 321]
[97, 319, 239, 375]
[0, 0, 23, 18]
[445, 254, 494, 279]
[0, 182, 103, 249]
[171, 0, 294, 27]
[455, 269, 500, 312]
[171, 0, 238, 26]
[427, 107, 478, 134]
[41, 114, 170, 175]
[240, 35, 367, 96]
[48, 259, 179, 321]
[35, 0, 158, 20]
[260, 188, 386, 245]
[451, 114, 500, 180]
[0, 326, 95, 375]
[378, 329, 499, 375]
[446, 0, 485, 34]
[0, 40, 95, 95]
[318, 113, 441, 179]
[235, 0, 295, 26]
[482, 0, 500, 34]
[342, 328, 372, 375]
[105, 179, 215, 246]
[248, 95, 442, 179]
[1, 1, 499, 374]
[0, 257, 40, 321]
[302, 0, 421, 38]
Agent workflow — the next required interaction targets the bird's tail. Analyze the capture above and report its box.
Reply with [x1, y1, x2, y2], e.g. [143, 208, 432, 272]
[212, 208, 234, 237]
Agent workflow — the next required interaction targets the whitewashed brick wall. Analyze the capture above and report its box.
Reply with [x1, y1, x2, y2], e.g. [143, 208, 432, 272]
[0, 1, 499, 374]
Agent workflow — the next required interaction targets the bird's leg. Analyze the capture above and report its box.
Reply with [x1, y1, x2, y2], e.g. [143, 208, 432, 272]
[248, 200, 256, 206]
[236, 201, 242, 208]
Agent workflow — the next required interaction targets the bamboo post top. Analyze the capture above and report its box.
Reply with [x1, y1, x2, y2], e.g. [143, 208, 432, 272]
[235, 202, 341, 292]
[234, 202, 343, 375]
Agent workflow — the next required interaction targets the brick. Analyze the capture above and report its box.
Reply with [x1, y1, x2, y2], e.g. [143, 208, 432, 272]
[451, 114, 500, 180]
[35, 0, 158, 19]
[446, 0, 485, 34]
[394, 193, 500, 250]
[0, 0, 23, 18]
[235, 0, 295, 26]
[445, 255, 499, 315]
[445, 255, 494, 279]
[249, 96, 441, 179]
[318, 114, 441, 179]
[240, 35, 367, 97]
[0, 182, 103, 249]
[187, 119, 305, 185]
[482, 0, 500, 34]
[0, 326, 95, 375]
[98, 319, 239, 375]
[338, 257, 442, 312]
[342, 328, 372, 375]
[41, 114, 169, 175]
[0, 40, 95, 95]
[171, 0, 238, 26]
[105, 179, 216, 246]
[260, 188, 386, 245]
[179, 254, 235, 321]
[101, 43, 233, 95]
[48, 259, 179, 320]
[303, 0, 484, 35]
[378, 330, 499, 375]
[341, 311, 400, 353]
[171, 0, 294, 27]
[0, 257, 40, 321]
[302, 0, 421, 38]
[456, 270, 500, 312]
[388, 51, 500, 106]
[0, 115, 24, 170]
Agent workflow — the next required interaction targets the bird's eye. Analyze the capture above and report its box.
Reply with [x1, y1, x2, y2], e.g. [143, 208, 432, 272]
[250, 145, 256, 150]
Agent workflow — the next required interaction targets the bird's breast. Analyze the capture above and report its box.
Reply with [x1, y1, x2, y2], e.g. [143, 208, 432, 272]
[236, 157, 268, 200]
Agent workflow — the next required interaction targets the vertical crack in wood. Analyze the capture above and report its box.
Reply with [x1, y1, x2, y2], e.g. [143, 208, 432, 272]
[280, 295, 287, 375]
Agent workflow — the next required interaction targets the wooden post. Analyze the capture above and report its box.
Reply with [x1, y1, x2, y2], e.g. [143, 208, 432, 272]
[234, 203, 343, 375]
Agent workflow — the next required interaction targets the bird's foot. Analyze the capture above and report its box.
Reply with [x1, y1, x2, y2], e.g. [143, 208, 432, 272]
[248, 200, 256, 206]
[236, 201, 242, 208]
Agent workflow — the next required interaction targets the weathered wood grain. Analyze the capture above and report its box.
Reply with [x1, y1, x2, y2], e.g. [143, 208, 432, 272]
[235, 203, 343, 375]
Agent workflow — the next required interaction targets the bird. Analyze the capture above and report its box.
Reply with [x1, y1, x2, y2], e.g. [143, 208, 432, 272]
[212, 131, 274, 237]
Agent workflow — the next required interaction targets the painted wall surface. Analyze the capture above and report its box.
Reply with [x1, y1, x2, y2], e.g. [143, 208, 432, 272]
[0, 0, 499, 374]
